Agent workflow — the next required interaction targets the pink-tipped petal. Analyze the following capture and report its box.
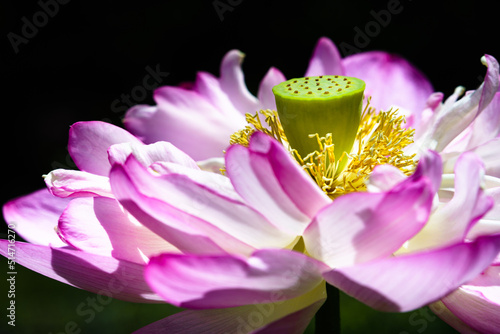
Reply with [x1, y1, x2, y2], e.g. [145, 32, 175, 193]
[257, 67, 286, 110]
[58, 197, 178, 263]
[323, 234, 500, 312]
[69, 121, 142, 176]
[111, 156, 293, 254]
[219, 50, 260, 115]
[305, 37, 344, 77]
[145, 249, 326, 309]
[304, 177, 432, 268]
[107, 141, 199, 170]
[2, 189, 71, 247]
[225, 132, 330, 235]
[343, 51, 433, 113]
[0, 240, 162, 303]
[44, 169, 113, 198]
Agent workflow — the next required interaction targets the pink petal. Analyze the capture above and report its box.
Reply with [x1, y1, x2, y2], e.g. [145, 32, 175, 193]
[2, 189, 70, 247]
[440, 266, 500, 334]
[225, 132, 331, 235]
[58, 197, 178, 263]
[0, 240, 162, 303]
[147, 86, 243, 160]
[44, 169, 112, 198]
[305, 37, 344, 77]
[111, 157, 295, 254]
[69, 121, 142, 176]
[132, 283, 326, 334]
[422, 55, 499, 152]
[407, 152, 493, 251]
[107, 141, 199, 170]
[467, 93, 500, 149]
[257, 67, 286, 110]
[304, 176, 433, 268]
[367, 164, 407, 192]
[219, 50, 260, 115]
[323, 234, 500, 312]
[193, 71, 242, 119]
[145, 249, 326, 309]
[343, 51, 433, 113]
[429, 301, 480, 334]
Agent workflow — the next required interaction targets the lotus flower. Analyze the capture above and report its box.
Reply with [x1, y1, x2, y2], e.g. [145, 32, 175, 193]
[2, 37, 500, 333]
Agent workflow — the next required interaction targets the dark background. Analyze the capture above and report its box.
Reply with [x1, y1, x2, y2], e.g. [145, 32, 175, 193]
[0, 0, 496, 332]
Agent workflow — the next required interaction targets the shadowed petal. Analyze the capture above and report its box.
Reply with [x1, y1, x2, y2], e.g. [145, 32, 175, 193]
[323, 234, 500, 312]
[3, 189, 71, 247]
[145, 249, 326, 309]
[0, 240, 162, 303]
[132, 283, 326, 334]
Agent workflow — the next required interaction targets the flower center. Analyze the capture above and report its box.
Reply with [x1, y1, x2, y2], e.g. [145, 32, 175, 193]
[229, 75, 417, 199]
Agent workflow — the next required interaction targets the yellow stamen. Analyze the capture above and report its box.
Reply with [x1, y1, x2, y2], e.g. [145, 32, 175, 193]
[228, 102, 417, 199]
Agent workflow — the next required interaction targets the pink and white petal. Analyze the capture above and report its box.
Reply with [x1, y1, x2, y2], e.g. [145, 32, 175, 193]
[69, 121, 142, 176]
[196, 157, 225, 173]
[366, 164, 406, 192]
[193, 71, 242, 119]
[110, 162, 235, 255]
[145, 249, 326, 309]
[405, 152, 493, 252]
[429, 301, 481, 334]
[149, 86, 244, 160]
[108, 141, 199, 170]
[342, 51, 433, 113]
[257, 67, 286, 110]
[304, 177, 432, 268]
[0, 240, 162, 303]
[3, 189, 70, 247]
[467, 93, 500, 149]
[441, 282, 500, 334]
[323, 234, 500, 312]
[112, 156, 293, 253]
[468, 138, 500, 178]
[123, 105, 160, 143]
[44, 169, 113, 198]
[58, 197, 178, 263]
[423, 55, 499, 152]
[219, 50, 260, 115]
[304, 37, 344, 77]
[225, 132, 331, 235]
[133, 282, 326, 334]
[467, 187, 500, 239]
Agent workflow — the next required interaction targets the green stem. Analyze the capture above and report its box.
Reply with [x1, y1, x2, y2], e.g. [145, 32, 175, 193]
[315, 284, 341, 334]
